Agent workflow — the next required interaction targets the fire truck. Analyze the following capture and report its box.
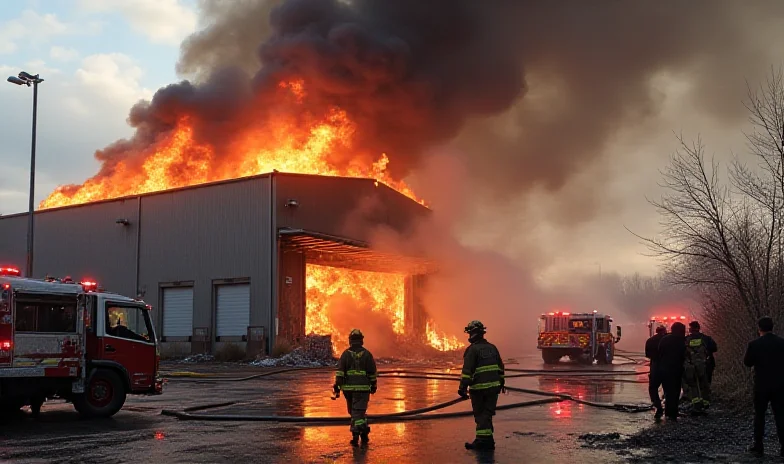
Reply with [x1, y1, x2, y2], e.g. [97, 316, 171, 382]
[537, 310, 622, 365]
[648, 315, 688, 337]
[0, 266, 162, 418]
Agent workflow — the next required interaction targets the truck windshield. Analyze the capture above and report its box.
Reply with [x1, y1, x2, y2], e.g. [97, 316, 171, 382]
[106, 303, 153, 343]
[569, 319, 592, 332]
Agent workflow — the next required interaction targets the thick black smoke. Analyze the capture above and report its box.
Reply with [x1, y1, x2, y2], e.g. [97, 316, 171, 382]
[64, 0, 784, 220]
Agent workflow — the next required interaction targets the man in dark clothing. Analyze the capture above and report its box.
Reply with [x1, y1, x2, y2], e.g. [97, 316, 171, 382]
[744, 316, 784, 457]
[333, 329, 378, 446]
[645, 325, 667, 419]
[459, 320, 504, 451]
[684, 321, 718, 411]
[658, 322, 687, 420]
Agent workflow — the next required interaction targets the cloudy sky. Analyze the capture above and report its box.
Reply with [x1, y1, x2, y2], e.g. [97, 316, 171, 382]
[0, 0, 196, 213]
[1, 1, 783, 283]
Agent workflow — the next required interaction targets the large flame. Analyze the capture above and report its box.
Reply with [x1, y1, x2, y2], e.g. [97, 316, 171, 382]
[40, 80, 422, 209]
[305, 264, 462, 353]
[426, 320, 464, 352]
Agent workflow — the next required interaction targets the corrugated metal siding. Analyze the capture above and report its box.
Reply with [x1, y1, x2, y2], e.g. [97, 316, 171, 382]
[216, 283, 250, 337]
[0, 214, 26, 266]
[137, 177, 273, 341]
[162, 287, 194, 337]
[274, 175, 430, 242]
[0, 200, 139, 296]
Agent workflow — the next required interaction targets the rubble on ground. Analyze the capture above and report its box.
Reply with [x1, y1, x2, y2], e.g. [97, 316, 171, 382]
[178, 353, 215, 363]
[251, 335, 336, 368]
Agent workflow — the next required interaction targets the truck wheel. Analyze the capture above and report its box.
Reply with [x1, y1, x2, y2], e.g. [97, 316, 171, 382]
[542, 350, 562, 364]
[74, 369, 127, 418]
[596, 344, 614, 365]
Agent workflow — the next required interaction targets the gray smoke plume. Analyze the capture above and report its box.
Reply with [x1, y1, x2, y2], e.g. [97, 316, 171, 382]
[52, 0, 784, 221]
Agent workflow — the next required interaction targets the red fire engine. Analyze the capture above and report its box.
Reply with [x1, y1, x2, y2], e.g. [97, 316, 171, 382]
[0, 266, 162, 417]
[537, 310, 622, 365]
[648, 315, 688, 337]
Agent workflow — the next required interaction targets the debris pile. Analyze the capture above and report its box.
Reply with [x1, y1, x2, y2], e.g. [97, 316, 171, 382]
[179, 353, 215, 363]
[252, 335, 336, 368]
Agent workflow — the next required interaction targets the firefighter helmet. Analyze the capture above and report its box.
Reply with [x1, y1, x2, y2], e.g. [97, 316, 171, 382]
[349, 329, 364, 340]
[464, 320, 486, 334]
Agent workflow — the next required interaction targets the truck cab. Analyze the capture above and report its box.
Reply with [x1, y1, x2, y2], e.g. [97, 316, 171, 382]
[648, 315, 688, 337]
[0, 267, 161, 418]
[537, 310, 622, 365]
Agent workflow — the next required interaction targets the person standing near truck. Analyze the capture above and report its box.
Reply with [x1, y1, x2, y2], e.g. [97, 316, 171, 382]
[658, 322, 687, 420]
[459, 320, 505, 451]
[645, 325, 667, 419]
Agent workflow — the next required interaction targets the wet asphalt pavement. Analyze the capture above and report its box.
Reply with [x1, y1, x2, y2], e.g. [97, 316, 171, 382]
[0, 355, 652, 463]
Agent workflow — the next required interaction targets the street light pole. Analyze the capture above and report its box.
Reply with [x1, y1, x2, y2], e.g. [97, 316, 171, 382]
[7, 71, 44, 278]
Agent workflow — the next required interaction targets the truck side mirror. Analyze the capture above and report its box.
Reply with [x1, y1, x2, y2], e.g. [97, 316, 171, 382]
[616, 326, 622, 340]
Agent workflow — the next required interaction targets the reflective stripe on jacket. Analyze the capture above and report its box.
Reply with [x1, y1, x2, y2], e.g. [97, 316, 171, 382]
[460, 339, 504, 391]
[335, 345, 377, 392]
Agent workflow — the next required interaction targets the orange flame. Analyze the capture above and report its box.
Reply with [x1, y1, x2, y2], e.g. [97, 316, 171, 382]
[305, 264, 405, 354]
[426, 320, 464, 352]
[305, 265, 463, 352]
[40, 80, 423, 209]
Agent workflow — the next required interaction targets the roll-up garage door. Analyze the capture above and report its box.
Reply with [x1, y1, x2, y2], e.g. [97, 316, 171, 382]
[162, 287, 194, 338]
[216, 284, 250, 337]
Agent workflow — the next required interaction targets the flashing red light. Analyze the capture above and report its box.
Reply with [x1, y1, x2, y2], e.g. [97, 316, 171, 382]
[680, 316, 686, 319]
[562, 312, 570, 316]
[663, 317, 668, 320]
[548, 312, 555, 316]
[2, 284, 9, 290]
[0, 340, 11, 350]
[0, 267, 21, 276]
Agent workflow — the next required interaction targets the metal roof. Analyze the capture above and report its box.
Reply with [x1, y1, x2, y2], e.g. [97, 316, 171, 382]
[0, 276, 142, 304]
[279, 228, 437, 275]
[0, 276, 83, 295]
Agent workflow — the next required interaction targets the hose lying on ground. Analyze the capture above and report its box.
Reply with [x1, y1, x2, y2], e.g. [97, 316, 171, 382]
[161, 397, 563, 423]
[163, 366, 331, 382]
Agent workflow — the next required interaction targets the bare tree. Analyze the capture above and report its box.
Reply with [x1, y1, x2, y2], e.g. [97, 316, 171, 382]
[629, 67, 784, 395]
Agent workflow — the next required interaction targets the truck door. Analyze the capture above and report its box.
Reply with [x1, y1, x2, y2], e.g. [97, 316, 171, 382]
[0, 283, 12, 367]
[98, 298, 156, 391]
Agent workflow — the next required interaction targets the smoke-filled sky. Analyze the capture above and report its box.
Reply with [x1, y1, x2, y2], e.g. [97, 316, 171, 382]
[2, 0, 784, 284]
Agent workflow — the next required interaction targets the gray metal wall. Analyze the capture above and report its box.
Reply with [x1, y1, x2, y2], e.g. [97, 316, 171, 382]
[0, 213, 27, 268]
[275, 174, 430, 241]
[0, 173, 429, 356]
[0, 199, 139, 297]
[137, 176, 274, 354]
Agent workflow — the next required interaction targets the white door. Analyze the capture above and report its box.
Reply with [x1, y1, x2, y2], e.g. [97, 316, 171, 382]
[162, 287, 194, 338]
[216, 284, 250, 338]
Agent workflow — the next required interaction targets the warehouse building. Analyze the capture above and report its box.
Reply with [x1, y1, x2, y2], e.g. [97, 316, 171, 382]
[0, 173, 433, 357]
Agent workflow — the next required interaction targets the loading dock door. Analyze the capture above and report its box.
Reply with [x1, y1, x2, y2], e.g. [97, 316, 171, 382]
[162, 287, 194, 338]
[216, 284, 251, 337]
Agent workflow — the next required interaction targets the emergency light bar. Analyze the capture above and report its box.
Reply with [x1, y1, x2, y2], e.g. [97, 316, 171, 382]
[80, 280, 98, 292]
[0, 266, 21, 276]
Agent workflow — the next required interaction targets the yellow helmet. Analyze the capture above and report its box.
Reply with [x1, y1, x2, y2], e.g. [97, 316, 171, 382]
[349, 329, 364, 340]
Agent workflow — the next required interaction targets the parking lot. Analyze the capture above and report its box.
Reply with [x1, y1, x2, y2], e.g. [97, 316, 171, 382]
[0, 356, 651, 463]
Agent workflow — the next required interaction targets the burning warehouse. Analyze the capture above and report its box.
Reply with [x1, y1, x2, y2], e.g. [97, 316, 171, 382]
[0, 173, 461, 357]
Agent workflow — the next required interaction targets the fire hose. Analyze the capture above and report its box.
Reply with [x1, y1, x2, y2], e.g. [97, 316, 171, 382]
[161, 369, 652, 422]
[161, 397, 562, 423]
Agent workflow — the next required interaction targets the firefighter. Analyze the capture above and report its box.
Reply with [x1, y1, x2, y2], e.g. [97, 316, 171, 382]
[645, 325, 667, 419]
[684, 321, 717, 411]
[459, 320, 505, 451]
[658, 322, 687, 420]
[333, 329, 377, 446]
